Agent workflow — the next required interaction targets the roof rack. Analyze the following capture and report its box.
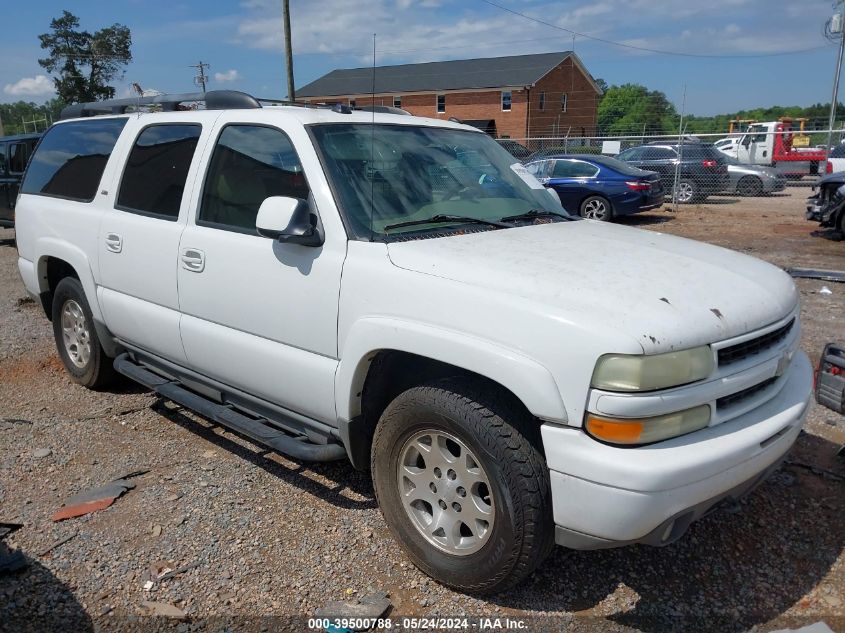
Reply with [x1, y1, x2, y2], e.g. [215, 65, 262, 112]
[60, 90, 415, 121]
[59, 90, 262, 120]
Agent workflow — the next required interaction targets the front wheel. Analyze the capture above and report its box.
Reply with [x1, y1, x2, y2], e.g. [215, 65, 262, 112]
[371, 378, 554, 595]
[579, 195, 613, 221]
[51, 277, 115, 389]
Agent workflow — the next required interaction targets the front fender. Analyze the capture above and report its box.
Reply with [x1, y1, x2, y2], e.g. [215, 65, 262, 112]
[335, 316, 568, 423]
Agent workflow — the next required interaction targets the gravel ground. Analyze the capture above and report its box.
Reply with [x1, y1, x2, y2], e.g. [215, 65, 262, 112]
[0, 189, 844, 633]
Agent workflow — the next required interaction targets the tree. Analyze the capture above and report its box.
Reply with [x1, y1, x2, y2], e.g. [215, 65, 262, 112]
[38, 10, 132, 104]
[0, 99, 64, 135]
[597, 84, 678, 136]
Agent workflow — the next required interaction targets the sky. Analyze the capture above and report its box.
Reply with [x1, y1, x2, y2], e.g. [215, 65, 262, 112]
[1, 0, 842, 116]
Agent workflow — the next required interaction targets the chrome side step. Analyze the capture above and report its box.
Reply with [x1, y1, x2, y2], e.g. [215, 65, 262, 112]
[113, 354, 347, 462]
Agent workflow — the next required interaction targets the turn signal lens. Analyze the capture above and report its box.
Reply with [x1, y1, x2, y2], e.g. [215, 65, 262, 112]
[591, 346, 715, 392]
[585, 405, 711, 446]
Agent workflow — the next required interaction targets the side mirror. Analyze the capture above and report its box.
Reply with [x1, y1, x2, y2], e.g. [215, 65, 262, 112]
[256, 196, 324, 247]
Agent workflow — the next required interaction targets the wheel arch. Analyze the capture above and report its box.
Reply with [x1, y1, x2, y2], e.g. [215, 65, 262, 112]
[335, 318, 567, 470]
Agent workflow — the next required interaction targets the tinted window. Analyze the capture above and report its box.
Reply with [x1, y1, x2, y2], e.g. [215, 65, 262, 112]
[553, 160, 597, 178]
[0, 143, 6, 174]
[676, 145, 721, 160]
[21, 118, 127, 202]
[199, 125, 309, 232]
[525, 161, 547, 177]
[117, 124, 201, 220]
[617, 147, 643, 161]
[642, 147, 676, 160]
[9, 140, 36, 174]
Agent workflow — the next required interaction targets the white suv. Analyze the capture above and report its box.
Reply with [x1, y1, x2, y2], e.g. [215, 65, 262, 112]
[15, 91, 812, 594]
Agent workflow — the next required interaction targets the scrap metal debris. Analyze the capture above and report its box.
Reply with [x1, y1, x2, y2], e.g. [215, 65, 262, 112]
[316, 591, 392, 630]
[51, 470, 149, 522]
[38, 532, 77, 557]
[785, 267, 845, 283]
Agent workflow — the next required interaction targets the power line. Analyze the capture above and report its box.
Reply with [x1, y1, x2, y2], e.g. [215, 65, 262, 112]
[478, 0, 835, 59]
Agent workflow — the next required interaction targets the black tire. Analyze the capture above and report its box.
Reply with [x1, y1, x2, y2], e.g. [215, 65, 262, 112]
[51, 277, 115, 389]
[674, 179, 698, 204]
[579, 195, 613, 221]
[736, 175, 764, 197]
[371, 378, 554, 595]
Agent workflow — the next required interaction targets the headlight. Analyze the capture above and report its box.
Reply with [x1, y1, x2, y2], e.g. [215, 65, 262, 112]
[591, 346, 715, 392]
[585, 405, 711, 445]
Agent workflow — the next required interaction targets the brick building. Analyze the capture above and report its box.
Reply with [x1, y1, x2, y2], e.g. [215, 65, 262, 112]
[296, 51, 602, 140]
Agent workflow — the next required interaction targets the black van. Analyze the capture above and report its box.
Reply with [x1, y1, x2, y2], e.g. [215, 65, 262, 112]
[0, 133, 41, 227]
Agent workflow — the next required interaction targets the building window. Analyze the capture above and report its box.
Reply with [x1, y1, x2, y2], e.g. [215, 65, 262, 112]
[436, 94, 445, 113]
[539, 91, 546, 111]
[501, 90, 512, 112]
[561, 93, 568, 112]
[393, 95, 401, 108]
[349, 99, 356, 108]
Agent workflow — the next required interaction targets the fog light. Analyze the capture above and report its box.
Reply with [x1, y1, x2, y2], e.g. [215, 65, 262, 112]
[585, 405, 711, 446]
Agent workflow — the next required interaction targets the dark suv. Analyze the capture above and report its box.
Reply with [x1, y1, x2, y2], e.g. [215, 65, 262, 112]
[616, 141, 729, 203]
[0, 133, 41, 227]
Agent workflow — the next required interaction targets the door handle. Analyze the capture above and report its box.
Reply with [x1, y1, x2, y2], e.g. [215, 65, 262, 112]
[105, 233, 122, 253]
[181, 248, 205, 272]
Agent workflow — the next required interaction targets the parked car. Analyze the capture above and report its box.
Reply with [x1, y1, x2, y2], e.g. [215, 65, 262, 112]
[525, 154, 663, 220]
[825, 142, 845, 174]
[616, 141, 729, 203]
[806, 170, 845, 234]
[714, 137, 740, 158]
[722, 155, 786, 196]
[0, 133, 41, 227]
[496, 139, 531, 161]
[15, 90, 812, 595]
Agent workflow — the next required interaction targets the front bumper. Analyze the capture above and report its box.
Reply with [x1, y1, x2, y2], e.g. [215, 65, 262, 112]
[541, 351, 812, 550]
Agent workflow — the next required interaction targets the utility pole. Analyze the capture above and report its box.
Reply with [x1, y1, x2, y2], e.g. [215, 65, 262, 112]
[0, 110, 4, 137]
[190, 61, 210, 92]
[825, 0, 845, 172]
[282, 0, 295, 100]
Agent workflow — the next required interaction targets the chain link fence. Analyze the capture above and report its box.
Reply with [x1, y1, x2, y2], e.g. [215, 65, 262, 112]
[495, 127, 844, 216]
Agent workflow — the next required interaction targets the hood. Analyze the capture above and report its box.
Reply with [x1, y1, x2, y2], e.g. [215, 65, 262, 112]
[386, 221, 798, 354]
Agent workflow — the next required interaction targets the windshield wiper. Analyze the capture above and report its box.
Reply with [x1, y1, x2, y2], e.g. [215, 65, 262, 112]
[383, 214, 512, 232]
[499, 209, 574, 223]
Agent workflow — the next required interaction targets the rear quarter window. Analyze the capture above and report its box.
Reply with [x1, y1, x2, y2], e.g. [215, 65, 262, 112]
[20, 118, 127, 202]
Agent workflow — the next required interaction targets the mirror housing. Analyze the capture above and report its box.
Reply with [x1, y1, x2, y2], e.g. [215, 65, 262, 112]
[256, 196, 324, 247]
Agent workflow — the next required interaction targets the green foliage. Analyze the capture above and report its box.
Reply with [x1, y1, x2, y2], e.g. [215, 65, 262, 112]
[597, 84, 679, 135]
[38, 10, 132, 104]
[684, 103, 845, 134]
[0, 99, 64, 135]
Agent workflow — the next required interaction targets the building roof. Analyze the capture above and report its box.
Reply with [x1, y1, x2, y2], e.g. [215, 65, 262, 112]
[297, 51, 598, 98]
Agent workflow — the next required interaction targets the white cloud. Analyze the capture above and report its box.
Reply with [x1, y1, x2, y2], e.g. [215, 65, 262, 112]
[214, 69, 241, 83]
[3, 74, 54, 97]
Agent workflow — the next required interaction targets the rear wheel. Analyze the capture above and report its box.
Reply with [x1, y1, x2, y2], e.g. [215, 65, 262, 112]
[737, 175, 763, 197]
[579, 195, 613, 221]
[371, 378, 554, 595]
[674, 179, 698, 204]
[51, 277, 115, 389]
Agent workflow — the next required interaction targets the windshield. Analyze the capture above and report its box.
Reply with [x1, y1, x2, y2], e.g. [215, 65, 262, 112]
[310, 123, 565, 240]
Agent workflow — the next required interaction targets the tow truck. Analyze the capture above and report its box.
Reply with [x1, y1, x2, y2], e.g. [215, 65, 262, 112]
[736, 118, 827, 178]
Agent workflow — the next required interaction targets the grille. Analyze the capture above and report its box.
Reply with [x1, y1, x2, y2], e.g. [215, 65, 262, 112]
[717, 376, 778, 410]
[718, 319, 794, 367]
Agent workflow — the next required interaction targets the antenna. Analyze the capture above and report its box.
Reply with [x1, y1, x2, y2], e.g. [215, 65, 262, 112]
[370, 33, 376, 242]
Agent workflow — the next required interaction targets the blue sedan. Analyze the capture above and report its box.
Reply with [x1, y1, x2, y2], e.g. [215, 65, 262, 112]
[525, 154, 664, 221]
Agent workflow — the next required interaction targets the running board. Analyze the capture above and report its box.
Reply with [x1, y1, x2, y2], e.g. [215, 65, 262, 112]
[113, 354, 347, 462]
